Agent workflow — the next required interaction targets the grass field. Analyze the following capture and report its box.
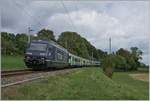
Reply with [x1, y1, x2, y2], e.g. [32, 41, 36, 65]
[1, 55, 26, 70]
[2, 67, 149, 100]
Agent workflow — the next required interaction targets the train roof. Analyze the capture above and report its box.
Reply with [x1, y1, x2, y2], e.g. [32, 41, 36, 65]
[31, 40, 100, 63]
[31, 40, 68, 53]
[69, 53, 100, 62]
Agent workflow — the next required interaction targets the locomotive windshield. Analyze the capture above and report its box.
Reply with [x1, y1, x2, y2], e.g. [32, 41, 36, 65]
[28, 43, 47, 51]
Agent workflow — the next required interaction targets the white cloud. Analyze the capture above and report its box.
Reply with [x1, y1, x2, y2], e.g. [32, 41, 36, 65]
[1, 0, 149, 64]
[45, 3, 149, 64]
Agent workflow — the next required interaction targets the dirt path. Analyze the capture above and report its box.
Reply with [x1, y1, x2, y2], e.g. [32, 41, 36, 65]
[129, 73, 149, 82]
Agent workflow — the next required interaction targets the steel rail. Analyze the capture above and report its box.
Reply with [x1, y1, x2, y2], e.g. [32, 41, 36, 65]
[1, 67, 79, 88]
[1, 69, 33, 77]
[1, 76, 44, 88]
[1, 69, 32, 73]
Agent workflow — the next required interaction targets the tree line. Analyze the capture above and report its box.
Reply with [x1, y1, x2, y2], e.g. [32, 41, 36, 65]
[1, 29, 107, 60]
[1, 28, 148, 70]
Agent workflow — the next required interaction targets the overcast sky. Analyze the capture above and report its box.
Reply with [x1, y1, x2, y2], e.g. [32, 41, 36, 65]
[1, 0, 150, 64]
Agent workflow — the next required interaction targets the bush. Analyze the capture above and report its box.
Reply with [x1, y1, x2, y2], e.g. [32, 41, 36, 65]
[113, 55, 128, 71]
[102, 55, 115, 78]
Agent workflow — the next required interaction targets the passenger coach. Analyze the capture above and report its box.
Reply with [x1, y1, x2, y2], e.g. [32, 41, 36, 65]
[24, 40, 100, 69]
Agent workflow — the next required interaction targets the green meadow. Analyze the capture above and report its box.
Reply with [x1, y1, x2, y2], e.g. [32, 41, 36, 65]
[2, 68, 149, 100]
[1, 55, 26, 70]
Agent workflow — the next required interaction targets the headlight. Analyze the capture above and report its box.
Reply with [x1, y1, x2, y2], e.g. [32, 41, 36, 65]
[41, 58, 45, 60]
[26, 56, 30, 59]
[26, 52, 32, 55]
[40, 53, 45, 56]
[25, 56, 30, 61]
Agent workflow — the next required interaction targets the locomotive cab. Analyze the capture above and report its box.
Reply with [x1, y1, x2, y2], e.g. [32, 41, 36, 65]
[24, 40, 50, 68]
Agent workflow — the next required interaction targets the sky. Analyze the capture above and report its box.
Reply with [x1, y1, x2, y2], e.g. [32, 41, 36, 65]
[1, 0, 150, 65]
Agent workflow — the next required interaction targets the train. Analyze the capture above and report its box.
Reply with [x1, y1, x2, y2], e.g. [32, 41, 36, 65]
[24, 40, 100, 69]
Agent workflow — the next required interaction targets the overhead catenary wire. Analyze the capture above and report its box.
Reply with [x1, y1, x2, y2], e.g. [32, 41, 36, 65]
[73, 0, 86, 35]
[74, 0, 79, 12]
[15, 0, 78, 33]
[60, 0, 78, 31]
[14, 1, 43, 28]
[14, 1, 44, 41]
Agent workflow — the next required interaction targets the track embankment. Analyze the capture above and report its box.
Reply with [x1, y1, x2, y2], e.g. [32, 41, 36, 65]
[1, 67, 80, 88]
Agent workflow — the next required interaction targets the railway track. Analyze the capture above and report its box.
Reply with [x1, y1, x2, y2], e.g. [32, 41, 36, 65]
[1, 69, 34, 77]
[1, 67, 79, 88]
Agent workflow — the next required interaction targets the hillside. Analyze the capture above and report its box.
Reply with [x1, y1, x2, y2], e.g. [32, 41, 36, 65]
[57, 31, 107, 60]
[2, 67, 149, 100]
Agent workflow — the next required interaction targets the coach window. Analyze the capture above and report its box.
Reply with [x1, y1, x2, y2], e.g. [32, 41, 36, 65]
[69, 56, 71, 59]
[57, 53, 63, 61]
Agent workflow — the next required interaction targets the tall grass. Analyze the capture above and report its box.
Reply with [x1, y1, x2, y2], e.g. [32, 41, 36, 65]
[1, 55, 26, 70]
